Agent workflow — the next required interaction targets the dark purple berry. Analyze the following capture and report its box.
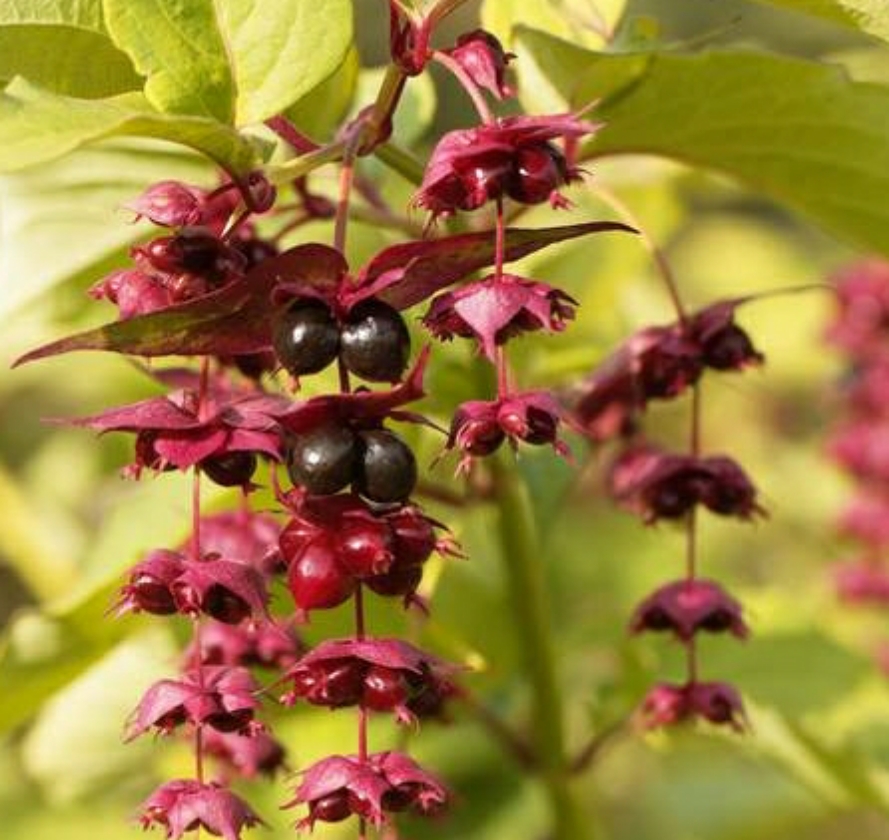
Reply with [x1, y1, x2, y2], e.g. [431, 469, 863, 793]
[355, 429, 417, 504]
[701, 325, 761, 371]
[506, 142, 567, 204]
[287, 538, 355, 611]
[340, 300, 410, 383]
[287, 424, 358, 496]
[200, 451, 257, 487]
[273, 299, 340, 377]
[205, 708, 253, 734]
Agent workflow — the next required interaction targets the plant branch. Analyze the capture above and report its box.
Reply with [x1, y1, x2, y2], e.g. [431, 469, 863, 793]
[490, 451, 594, 840]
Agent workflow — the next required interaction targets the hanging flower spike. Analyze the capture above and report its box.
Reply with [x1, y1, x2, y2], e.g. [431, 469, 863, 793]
[126, 665, 262, 740]
[185, 619, 304, 670]
[826, 258, 889, 357]
[837, 493, 889, 547]
[637, 681, 747, 732]
[566, 324, 703, 441]
[445, 30, 515, 100]
[827, 421, 889, 483]
[413, 114, 598, 219]
[834, 560, 889, 606]
[608, 444, 765, 524]
[630, 579, 749, 641]
[138, 779, 264, 840]
[446, 391, 569, 473]
[423, 273, 577, 361]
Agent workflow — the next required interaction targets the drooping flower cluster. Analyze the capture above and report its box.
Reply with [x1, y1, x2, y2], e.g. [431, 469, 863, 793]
[567, 297, 766, 732]
[825, 260, 889, 649]
[20, 7, 639, 838]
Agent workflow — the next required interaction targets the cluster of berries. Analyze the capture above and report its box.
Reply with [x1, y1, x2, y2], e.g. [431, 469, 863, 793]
[568, 296, 766, 731]
[825, 260, 889, 649]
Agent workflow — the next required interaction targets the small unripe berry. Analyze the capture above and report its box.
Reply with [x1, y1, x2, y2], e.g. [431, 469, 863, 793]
[200, 452, 257, 487]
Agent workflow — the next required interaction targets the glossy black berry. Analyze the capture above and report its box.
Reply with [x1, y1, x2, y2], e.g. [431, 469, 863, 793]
[340, 300, 410, 383]
[506, 142, 567, 204]
[273, 299, 340, 377]
[200, 451, 257, 487]
[355, 429, 417, 504]
[288, 424, 358, 496]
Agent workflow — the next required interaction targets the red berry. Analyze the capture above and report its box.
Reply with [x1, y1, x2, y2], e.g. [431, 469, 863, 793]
[506, 142, 567, 204]
[310, 792, 352, 823]
[340, 299, 410, 383]
[362, 666, 409, 711]
[287, 538, 355, 611]
[273, 299, 340, 377]
[388, 507, 436, 568]
[337, 520, 394, 577]
[316, 660, 366, 707]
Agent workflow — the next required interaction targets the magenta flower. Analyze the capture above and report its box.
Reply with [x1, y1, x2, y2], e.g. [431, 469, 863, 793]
[608, 445, 765, 523]
[827, 421, 889, 483]
[837, 493, 889, 547]
[126, 666, 261, 739]
[630, 579, 748, 641]
[69, 381, 289, 482]
[202, 729, 287, 779]
[193, 509, 283, 577]
[834, 560, 889, 606]
[826, 259, 889, 357]
[172, 555, 269, 624]
[423, 273, 577, 360]
[446, 30, 515, 100]
[185, 619, 303, 670]
[447, 391, 569, 471]
[686, 300, 764, 372]
[125, 181, 238, 230]
[281, 637, 457, 723]
[115, 548, 189, 616]
[413, 114, 597, 218]
[284, 750, 447, 829]
[90, 269, 176, 320]
[638, 681, 747, 732]
[138, 779, 264, 840]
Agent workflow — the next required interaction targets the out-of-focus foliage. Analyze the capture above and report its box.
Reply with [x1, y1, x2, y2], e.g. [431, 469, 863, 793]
[4, 1, 889, 839]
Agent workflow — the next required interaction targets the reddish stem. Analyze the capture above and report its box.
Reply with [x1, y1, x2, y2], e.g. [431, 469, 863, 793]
[494, 199, 511, 396]
[431, 50, 495, 124]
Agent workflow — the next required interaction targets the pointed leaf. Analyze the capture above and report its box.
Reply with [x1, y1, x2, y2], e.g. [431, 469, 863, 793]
[750, 0, 889, 42]
[0, 79, 268, 175]
[517, 29, 889, 257]
[352, 221, 636, 310]
[0, 0, 141, 97]
[104, 0, 353, 126]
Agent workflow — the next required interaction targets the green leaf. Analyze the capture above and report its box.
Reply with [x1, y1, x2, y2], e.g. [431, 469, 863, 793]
[284, 45, 359, 142]
[217, 0, 354, 126]
[517, 29, 889, 258]
[0, 139, 212, 318]
[750, 0, 889, 42]
[103, 0, 354, 126]
[0, 78, 267, 175]
[0, 2, 141, 98]
[481, 0, 626, 50]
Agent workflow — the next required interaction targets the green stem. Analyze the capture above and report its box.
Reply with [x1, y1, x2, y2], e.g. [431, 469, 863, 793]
[490, 452, 593, 840]
[374, 141, 425, 186]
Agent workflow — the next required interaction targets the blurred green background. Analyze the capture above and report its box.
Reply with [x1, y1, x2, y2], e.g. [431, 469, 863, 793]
[4, 1, 889, 839]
